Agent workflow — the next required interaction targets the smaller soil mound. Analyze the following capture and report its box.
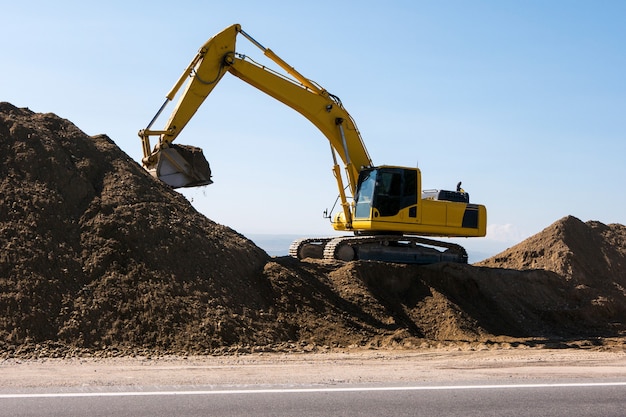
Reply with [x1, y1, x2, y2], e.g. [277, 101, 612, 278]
[477, 216, 626, 284]
[477, 216, 626, 334]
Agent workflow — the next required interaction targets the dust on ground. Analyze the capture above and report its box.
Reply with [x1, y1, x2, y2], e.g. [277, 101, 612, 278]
[2, 347, 626, 388]
[0, 102, 625, 360]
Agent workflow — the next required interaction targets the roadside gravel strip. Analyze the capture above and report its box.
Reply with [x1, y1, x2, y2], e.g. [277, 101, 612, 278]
[1, 348, 625, 389]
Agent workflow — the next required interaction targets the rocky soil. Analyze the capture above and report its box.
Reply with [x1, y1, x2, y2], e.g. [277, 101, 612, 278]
[1, 102, 624, 358]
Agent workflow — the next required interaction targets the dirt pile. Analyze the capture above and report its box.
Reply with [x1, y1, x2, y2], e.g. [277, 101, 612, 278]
[0, 103, 278, 354]
[0, 103, 624, 357]
[477, 216, 626, 285]
[477, 216, 626, 334]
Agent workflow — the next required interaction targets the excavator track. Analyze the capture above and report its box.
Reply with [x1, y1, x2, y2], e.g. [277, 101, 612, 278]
[288, 237, 333, 260]
[290, 235, 468, 265]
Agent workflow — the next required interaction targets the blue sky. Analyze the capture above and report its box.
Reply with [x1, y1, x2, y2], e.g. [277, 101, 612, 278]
[3, 1, 625, 261]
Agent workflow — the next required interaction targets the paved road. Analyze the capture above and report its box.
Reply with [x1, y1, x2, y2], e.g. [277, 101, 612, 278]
[2, 381, 625, 417]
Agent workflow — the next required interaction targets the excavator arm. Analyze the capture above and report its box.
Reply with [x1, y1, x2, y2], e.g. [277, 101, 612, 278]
[139, 24, 372, 226]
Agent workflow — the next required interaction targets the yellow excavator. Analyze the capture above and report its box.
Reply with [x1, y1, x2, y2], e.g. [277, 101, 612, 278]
[139, 24, 486, 264]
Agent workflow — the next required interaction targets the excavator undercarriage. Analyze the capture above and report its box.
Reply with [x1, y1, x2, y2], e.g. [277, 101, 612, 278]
[289, 235, 468, 264]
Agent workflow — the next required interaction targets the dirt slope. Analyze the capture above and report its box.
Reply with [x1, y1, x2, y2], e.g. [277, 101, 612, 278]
[0, 103, 276, 354]
[0, 103, 624, 358]
[477, 216, 626, 333]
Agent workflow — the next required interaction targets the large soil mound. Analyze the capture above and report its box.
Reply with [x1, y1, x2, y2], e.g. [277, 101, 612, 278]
[0, 103, 276, 354]
[1, 103, 624, 357]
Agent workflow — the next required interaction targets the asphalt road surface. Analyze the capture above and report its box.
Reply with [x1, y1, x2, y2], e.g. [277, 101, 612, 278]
[2, 349, 625, 416]
[2, 381, 626, 417]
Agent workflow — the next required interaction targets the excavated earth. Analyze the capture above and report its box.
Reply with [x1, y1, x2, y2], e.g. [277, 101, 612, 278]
[1, 102, 625, 358]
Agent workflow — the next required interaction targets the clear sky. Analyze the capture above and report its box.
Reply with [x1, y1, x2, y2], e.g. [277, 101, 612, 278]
[3, 1, 625, 260]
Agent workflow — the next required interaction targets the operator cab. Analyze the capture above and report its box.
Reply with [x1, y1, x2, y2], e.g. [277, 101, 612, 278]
[354, 167, 418, 219]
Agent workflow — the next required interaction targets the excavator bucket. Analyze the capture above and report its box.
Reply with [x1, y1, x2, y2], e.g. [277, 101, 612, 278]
[147, 144, 213, 188]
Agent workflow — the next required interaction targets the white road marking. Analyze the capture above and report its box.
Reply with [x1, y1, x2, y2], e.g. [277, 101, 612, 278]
[1, 382, 626, 399]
